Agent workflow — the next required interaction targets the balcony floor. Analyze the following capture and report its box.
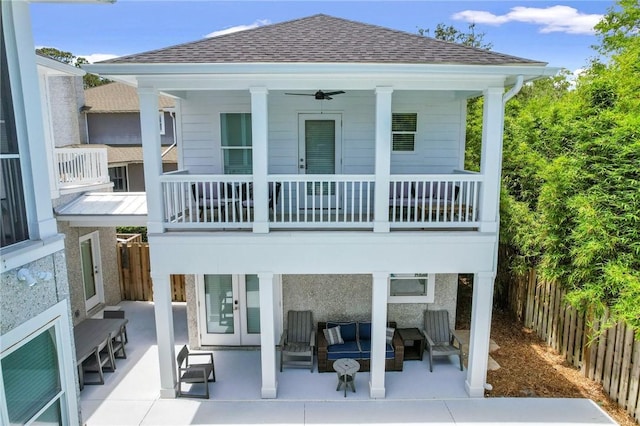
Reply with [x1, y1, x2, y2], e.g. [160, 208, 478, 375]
[78, 301, 615, 425]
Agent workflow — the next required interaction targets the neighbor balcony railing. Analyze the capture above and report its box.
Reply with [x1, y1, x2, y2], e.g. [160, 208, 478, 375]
[55, 147, 109, 189]
[160, 171, 482, 231]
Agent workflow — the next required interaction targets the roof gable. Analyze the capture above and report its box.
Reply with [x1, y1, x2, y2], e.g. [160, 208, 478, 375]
[100, 14, 544, 66]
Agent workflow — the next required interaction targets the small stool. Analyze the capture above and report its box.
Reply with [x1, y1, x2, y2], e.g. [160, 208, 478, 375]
[333, 358, 360, 397]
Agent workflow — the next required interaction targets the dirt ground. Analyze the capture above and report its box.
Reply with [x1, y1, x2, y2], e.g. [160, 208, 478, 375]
[453, 276, 636, 425]
[486, 309, 637, 426]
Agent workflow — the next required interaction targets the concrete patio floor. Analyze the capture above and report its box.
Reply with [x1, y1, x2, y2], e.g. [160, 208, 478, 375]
[79, 301, 616, 425]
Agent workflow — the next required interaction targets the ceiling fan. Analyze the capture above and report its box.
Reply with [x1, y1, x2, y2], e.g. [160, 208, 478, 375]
[284, 90, 345, 100]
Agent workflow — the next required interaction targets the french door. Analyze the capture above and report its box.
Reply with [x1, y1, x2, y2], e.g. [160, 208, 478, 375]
[80, 231, 103, 312]
[298, 114, 342, 208]
[198, 274, 261, 345]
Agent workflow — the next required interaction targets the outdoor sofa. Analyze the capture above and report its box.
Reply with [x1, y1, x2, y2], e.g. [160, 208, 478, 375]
[317, 321, 404, 372]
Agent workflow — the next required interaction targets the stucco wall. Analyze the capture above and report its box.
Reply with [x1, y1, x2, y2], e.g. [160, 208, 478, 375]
[0, 251, 70, 334]
[185, 274, 199, 348]
[57, 222, 121, 324]
[282, 274, 458, 330]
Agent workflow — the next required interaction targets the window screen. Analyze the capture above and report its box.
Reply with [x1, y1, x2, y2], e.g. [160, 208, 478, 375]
[221, 113, 252, 174]
[392, 113, 417, 152]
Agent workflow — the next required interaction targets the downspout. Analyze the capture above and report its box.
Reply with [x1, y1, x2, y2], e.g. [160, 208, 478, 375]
[503, 75, 524, 104]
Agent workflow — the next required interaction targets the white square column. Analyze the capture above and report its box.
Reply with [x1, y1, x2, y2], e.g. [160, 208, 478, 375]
[465, 271, 496, 397]
[373, 87, 393, 233]
[151, 274, 177, 398]
[138, 87, 164, 234]
[370, 271, 389, 398]
[258, 272, 278, 398]
[250, 87, 269, 234]
[478, 88, 505, 233]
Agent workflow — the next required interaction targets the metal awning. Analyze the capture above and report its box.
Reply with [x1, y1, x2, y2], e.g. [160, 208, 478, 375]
[55, 192, 147, 227]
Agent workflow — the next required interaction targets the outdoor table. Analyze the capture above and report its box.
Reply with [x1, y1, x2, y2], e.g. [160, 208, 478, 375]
[333, 358, 360, 397]
[74, 318, 128, 388]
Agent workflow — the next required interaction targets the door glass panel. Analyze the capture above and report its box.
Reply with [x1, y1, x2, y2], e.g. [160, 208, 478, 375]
[245, 275, 260, 334]
[80, 239, 96, 300]
[305, 120, 335, 195]
[204, 275, 235, 334]
[32, 400, 62, 426]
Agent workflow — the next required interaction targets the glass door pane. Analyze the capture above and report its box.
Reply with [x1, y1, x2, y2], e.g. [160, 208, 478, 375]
[305, 120, 336, 196]
[204, 275, 235, 334]
[80, 239, 96, 300]
[245, 275, 260, 334]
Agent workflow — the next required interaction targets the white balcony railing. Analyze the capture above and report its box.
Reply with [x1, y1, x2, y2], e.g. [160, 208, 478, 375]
[159, 172, 482, 231]
[55, 147, 109, 189]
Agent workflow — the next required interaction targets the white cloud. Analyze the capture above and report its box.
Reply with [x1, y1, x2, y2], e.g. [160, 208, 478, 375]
[453, 6, 603, 35]
[79, 53, 119, 63]
[205, 19, 271, 38]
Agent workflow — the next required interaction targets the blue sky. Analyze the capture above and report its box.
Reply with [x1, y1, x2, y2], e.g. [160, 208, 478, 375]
[30, 1, 614, 72]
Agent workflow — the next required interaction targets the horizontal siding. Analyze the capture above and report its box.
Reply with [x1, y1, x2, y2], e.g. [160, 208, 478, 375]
[179, 90, 464, 175]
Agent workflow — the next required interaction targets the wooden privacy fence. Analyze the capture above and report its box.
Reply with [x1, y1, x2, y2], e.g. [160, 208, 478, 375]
[505, 269, 640, 422]
[116, 241, 186, 302]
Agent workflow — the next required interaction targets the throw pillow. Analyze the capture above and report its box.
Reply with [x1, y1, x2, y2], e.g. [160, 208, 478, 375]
[386, 327, 395, 344]
[324, 326, 344, 346]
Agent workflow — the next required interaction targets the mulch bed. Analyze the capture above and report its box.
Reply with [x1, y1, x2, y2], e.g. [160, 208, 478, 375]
[486, 309, 637, 426]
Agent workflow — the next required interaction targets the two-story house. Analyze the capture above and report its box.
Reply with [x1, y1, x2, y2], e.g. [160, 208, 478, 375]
[1, 1, 114, 424]
[86, 14, 557, 399]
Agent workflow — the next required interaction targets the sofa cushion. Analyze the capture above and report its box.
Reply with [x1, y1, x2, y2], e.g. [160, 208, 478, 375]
[358, 340, 395, 359]
[326, 341, 361, 360]
[323, 326, 344, 346]
[327, 322, 357, 342]
[358, 322, 371, 340]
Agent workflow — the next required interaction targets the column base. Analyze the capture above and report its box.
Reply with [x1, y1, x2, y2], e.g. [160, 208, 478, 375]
[160, 387, 177, 399]
[369, 383, 386, 399]
[253, 221, 269, 233]
[261, 385, 277, 399]
[373, 221, 390, 233]
[465, 380, 485, 398]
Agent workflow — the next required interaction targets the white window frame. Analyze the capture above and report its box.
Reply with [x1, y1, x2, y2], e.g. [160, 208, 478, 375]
[0, 301, 79, 426]
[220, 112, 252, 174]
[387, 273, 435, 303]
[108, 165, 129, 192]
[391, 112, 417, 153]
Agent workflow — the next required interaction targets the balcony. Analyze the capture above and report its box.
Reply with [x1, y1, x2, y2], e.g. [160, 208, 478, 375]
[160, 171, 482, 232]
[55, 147, 110, 192]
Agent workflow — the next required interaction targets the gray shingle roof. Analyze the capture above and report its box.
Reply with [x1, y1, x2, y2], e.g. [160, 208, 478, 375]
[100, 14, 544, 66]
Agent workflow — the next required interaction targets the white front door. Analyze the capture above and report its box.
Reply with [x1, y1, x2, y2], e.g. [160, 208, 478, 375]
[298, 114, 342, 209]
[198, 274, 261, 345]
[80, 231, 104, 312]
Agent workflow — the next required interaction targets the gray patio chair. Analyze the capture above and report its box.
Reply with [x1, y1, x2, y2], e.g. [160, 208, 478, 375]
[81, 334, 116, 385]
[279, 310, 315, 372]
[423, 309, 463, 372]
[176, 345, 216, 399]
[104, 309, 128, 344]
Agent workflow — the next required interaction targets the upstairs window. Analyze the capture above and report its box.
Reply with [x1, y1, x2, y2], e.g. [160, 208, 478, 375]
[1, 32, 29, 247]
[108, 166, 128, 192]
[220, 113, 252, 174]
[392, 113, 417, 152]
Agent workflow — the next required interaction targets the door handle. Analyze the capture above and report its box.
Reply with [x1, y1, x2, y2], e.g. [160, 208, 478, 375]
[234, 300, 239, 311]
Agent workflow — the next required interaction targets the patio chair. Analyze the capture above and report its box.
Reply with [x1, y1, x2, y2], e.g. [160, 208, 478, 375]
[389, 181, 414, 220]
[279, 310, 315, 372]
[176, 345, 216, 399]
[423, 309, 463, 372]
[191, 182, 236, 221]
[103, 309, 128, 344]
[81, 334, 116, 385]
[239, 182, 282, 220]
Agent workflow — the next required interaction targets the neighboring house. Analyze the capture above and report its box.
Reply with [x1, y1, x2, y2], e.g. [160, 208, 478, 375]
[83, 82, 178, 191]
[86, 14, 557, 400]
[1, 1, 115, 425]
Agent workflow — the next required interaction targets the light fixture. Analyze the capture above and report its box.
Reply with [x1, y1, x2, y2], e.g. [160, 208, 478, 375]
[17, 268, 37, 287]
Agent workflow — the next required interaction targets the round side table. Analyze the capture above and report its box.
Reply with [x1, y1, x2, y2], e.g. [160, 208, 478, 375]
[333, 358, 360, 397]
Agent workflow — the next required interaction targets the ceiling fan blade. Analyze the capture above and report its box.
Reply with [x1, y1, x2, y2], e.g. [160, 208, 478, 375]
[323, 91, 345, 96]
